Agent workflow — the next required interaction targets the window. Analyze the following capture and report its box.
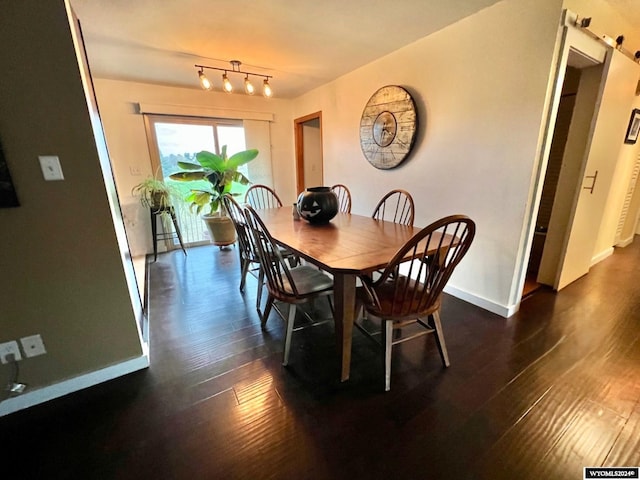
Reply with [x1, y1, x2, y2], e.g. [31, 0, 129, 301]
[144, 115, 248, 246]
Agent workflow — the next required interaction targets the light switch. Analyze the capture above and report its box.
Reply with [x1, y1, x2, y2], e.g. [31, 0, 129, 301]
[38, 155, 64, 181]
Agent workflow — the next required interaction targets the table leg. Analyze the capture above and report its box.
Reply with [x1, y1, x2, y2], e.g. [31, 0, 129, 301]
[333, 273, 356, 382]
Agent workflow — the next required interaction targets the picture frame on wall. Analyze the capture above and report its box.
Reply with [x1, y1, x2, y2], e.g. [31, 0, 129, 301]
[624, 108, 640, 145]
[0, 139, 20, 207]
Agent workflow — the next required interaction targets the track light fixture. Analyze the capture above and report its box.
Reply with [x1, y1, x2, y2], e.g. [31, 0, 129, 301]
[195, 60, 273, 97]
[616, 35, 625, 49]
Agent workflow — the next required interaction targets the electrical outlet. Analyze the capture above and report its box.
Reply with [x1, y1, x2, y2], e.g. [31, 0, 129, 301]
[20, 334, 46, 358]
[0, 341, 22, 364]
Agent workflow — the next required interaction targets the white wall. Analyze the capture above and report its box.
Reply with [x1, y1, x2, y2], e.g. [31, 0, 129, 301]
[292, 0, 564, 315]
[93, 79, 295, 255]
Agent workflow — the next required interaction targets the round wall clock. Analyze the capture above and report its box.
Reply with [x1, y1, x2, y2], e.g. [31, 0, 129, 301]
[359, 85, 418, 170]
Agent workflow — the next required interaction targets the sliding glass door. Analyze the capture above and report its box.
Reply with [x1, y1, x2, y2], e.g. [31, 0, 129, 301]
[144, 115, 248, 246]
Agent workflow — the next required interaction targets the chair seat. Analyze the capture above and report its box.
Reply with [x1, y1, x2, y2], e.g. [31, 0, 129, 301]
[357, 276, 441, 321]
[283, 265, 333, 296]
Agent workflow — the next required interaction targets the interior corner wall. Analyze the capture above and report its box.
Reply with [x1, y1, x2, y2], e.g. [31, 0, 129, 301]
[92, 79, 295, 255]
[292, 0, 564, 315]
[0, 0, 144, 409]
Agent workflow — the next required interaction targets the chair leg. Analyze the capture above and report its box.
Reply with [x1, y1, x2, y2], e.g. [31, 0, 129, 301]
[282, 304, 297, 366]
[431, 311, 450, 367]
[383, 319, 393, 392]
[256, 268, 265, 311]
[260, 293, 274, 328]
[239, 258, 250, 292]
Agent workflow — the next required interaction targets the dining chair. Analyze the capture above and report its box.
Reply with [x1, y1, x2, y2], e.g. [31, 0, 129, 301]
[355, 214, 476, 391]
[244, 205, 334, 366]
[222, 195, 265, 308]
[223, 195, 299, 311]
[331, 184, 352, 214]
[371, 189, 415, 226]
[245, 184, 283, 209]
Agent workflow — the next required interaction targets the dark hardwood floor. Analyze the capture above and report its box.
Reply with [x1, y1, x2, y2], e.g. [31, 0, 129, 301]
[1, 240, 639, 479]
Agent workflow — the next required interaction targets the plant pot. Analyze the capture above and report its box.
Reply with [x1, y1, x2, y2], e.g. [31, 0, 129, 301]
[297, 186, 339, 224]
[202, 215, 236, 246]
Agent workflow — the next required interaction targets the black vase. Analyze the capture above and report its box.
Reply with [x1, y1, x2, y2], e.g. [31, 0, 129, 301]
[297, 186, 339, 224]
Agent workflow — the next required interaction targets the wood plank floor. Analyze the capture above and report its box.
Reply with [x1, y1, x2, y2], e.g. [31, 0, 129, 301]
[1, 240, 639, 479]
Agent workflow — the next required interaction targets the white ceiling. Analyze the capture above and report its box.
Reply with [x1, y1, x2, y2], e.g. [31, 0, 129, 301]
[70, 0, 504, 98]
[71, 0, 639, 99]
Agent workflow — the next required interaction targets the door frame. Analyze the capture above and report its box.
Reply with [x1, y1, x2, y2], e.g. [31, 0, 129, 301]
[511, 10, 608, 312]
[294, 111, 323, 195]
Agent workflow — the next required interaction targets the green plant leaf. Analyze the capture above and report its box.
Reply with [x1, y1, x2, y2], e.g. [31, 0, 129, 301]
[170, 171, 206, 181]
[177, 161, 202, 171]
[195, 151, 225, 171]
[227, 149, 259, 169]
[230, 171, 251, 185]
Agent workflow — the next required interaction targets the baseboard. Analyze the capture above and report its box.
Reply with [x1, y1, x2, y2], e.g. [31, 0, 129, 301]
[590, 247, 614, 267]
[444, 284, 516, 318]
[616, 235, 635, 248]
[0, 354, 149, 417]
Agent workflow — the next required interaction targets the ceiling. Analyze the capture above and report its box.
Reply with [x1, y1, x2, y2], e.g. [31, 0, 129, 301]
[71, 0, 639, 99]
[70, 0, 504, 98]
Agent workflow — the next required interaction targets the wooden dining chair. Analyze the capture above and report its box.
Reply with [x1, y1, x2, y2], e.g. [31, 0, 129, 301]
[245, 184, 283, 209]
[222, 195, 265, 309]
[244, 205, 334, 366]
[372, 189, 415, 226]
[223, 195, 298, 311]
[331, 184, 352, 213]
[355, 214, 476, 391]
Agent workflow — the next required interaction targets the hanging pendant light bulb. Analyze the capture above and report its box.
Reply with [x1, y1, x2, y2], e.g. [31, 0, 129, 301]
[244, 75, 255, 95]
[263, 78, 273, 98]
[198, 68, 212, 90]
[222, 72, 233, 93]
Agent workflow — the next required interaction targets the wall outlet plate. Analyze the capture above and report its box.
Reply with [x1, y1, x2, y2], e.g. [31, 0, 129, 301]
[0, 341, 22, 364]
[20, 334, 46, 357]
[38, 155, 64, 181]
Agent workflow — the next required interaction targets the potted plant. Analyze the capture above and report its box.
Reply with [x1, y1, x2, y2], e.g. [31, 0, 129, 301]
[170, 145, 258, 246]
[132, 174, 178, 211]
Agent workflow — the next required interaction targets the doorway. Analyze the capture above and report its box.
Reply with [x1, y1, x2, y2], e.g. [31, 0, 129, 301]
[294, 112, 323, 195]
[524, 67, 582, 296]
[521, 22, 608, 301]
[521, 18, 640, 305]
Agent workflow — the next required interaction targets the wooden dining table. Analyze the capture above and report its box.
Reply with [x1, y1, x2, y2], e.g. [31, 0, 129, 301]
[254, 207, 421, 381]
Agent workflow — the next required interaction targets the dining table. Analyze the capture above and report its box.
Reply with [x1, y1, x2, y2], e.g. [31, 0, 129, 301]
[254, 207, 424, 382]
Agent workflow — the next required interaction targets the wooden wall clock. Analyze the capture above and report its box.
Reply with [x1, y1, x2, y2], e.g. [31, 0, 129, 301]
[359, 85, 418, 170]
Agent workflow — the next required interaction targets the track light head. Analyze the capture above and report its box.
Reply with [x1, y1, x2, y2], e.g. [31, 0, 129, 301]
[198, 68, 212, 90]
[263, 78, 273, 98]
[244, 75, 255, 95]
[222, 72, 233, 93]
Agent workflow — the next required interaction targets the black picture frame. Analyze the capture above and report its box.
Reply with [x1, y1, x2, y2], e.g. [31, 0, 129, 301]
[624, 108, 640, 145]
[0, 139, 20, 208]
